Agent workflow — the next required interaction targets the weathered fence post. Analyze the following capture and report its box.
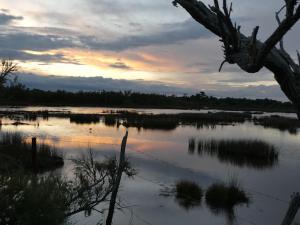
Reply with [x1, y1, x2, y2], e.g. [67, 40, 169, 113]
[281, 193, 300, 225]
[106, 131, 128, 225]
[31, 137, 37, 174]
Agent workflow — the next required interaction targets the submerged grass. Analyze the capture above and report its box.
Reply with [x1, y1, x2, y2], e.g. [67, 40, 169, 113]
[195, 139, 278, 168]
[0, 132, 64, 173]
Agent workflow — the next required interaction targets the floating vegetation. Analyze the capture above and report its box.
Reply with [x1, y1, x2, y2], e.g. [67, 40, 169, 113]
[254, 115, 300, 134]
[175, 180, 203, 210]
[189, 138, 278, 169]
[0, 132, 64, 173]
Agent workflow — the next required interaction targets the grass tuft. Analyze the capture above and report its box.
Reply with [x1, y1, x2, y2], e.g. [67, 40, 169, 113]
[175, 180, 203, 209]
[205, 181, 249, 210]
[0, 132, 64, 173]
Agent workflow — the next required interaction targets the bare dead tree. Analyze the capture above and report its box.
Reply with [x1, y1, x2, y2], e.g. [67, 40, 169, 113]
[173, 0, 300, 118]
[0, 59, 18, 87]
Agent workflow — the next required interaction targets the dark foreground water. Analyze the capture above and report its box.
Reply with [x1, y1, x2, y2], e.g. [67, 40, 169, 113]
[0, 106, 299, 225]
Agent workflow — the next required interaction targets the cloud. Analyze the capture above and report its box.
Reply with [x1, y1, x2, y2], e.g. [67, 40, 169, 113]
[16, 73, 288, 101]
[0, 10, 23, 25]
[207, 85, 288, 101]
[0, 31, 76, 51]
[109, 61, 131, 70]
[17, 73, 197, 94]
[81, 19, 212, 51]
[0, 29, 80, 63]
[0, 49, 80, 64]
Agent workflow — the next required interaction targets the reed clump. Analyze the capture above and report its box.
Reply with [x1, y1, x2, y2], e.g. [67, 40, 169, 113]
[175, 180, 203, 209]
[0, 132, 63, 173]
[254, 115, 300, 134]
[69, 114, 100, 124]
[195, 139, 278, 168]
[205, 180, 249, 210]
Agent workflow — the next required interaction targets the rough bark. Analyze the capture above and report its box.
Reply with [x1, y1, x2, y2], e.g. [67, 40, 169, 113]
[173, 0, 300, 118]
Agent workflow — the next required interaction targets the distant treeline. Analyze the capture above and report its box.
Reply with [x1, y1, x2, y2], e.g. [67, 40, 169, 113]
[0, 85, 295, 112]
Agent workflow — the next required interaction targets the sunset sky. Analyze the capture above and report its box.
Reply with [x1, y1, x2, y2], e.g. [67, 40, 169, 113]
[0, 0, 299, 99]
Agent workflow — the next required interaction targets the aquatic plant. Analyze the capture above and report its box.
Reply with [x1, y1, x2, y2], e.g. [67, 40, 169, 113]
[0, 149, 136, 225]
[188, 138, 196, 154]
[69, 114, 100, 124]
[195, 139, 278, 169]
[254, 115, 300, 134]
[0, 132, 63, 173]
[175, 180, 203, 209]
[205, 180, 249, 210]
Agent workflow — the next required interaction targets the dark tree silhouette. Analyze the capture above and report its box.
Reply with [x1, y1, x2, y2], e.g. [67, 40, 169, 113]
[0, 59, 18, 87]
[173, 0, 300, 118]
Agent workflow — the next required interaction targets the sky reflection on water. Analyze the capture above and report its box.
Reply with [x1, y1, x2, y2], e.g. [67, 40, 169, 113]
[0, 108, 300, 225]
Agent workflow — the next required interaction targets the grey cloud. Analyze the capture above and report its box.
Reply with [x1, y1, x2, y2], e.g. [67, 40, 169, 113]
[187, 61, 245, 74]
[0, 11, 23, 25]
[0, 30, 80, 64]
[217, 77, 274, 84]
[81, 19, 212, 51]
[109, 61, 131, 70]
[17, 73, 197, 95]
[0, 32, 76, 51]
[0, 18, 211, 64]
[0, 49, 80, 64]
[16, 73, 288, 101]
[207, 85, 288, 101]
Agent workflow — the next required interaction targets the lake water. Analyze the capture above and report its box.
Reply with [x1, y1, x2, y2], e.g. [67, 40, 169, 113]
[0, 106, 299, 225]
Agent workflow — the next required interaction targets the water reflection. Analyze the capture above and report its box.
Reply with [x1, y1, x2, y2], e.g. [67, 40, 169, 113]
[188, 138, 278, 169]
[0, 108, 300, 225]
[162, 180, 250, 225]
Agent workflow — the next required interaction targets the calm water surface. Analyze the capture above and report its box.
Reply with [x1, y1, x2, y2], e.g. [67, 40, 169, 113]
[0, 106, 299, 225]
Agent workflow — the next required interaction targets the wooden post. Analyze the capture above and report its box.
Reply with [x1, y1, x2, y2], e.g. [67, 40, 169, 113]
[106, 131, 128, 225]
[281, 193, 300, 225]
[31, 137, 37, 174]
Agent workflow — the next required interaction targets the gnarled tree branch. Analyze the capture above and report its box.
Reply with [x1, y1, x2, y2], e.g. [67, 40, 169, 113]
[174, 0, 300, 118]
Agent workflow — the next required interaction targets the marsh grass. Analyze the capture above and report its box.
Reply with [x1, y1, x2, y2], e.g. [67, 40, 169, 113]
[188, 138, 196, 154]
[194, 139, 278, 168]
[254, 115, 300, 134]
[69, 114, 100, 124]
[205, 180, 249, 210]
[205, 179, 249, 224]
[1, 110, 252, 130]
[175, 180, 203, 209]
[104, 115, 118, 127]
[0, 132, 63, 173]
[108, 111, 251, 130]
[0, 174, 69, 225]
[0, 150, 133, 225]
